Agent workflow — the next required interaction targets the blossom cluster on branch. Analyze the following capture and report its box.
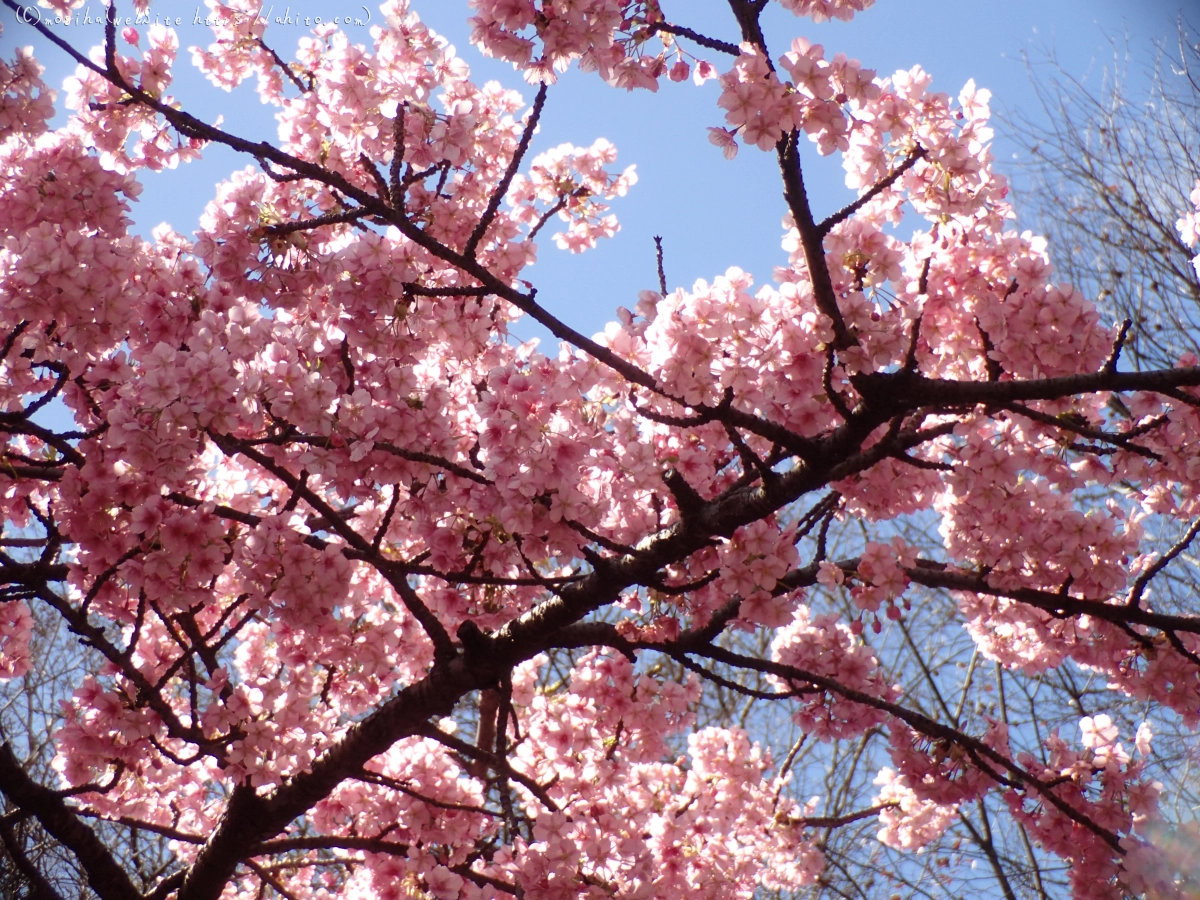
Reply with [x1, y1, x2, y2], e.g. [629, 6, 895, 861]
[2, 0, 1200, 898]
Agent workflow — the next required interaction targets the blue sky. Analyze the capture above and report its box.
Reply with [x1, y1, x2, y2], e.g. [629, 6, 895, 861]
[1, 0, 1189, 344]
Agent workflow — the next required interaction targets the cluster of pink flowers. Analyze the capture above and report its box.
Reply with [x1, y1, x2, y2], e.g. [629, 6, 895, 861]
[0, 599, 32, 679]
[471, 0, 878, 93]
[777, 0, 876, 22]
[0, 47, 55, 142]
[493, 653, 825, 896]
[1006, 716, 1176, 900]
[5, 1, 1200, 897]
[506, 137, 637, 252]
[770, 607, 895, 739]
[872, 766, 960, 850]
[62, 23, 203, 172]
[1179, 178, 1200, 276]
[190, 0, 283, 97]
[469, 0, 664, 89]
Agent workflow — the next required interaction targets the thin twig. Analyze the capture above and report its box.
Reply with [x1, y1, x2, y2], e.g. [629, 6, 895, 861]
[1103, 318, 1134, 373]
[253, 37, 310, 93]
[1127, 517, 1200, 608]
[645, 21, 741, 56]
[654, 235, 667, 294]
[465, 83, 549, 258]
[817, 146, 927, 237]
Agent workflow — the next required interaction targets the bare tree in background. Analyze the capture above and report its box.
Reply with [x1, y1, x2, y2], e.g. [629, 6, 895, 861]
[1007, 19, 1200, 371]
[994, 23, 1200, 900]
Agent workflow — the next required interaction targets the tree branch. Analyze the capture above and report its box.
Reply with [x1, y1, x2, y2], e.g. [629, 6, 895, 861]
[0, 744, 142, 900]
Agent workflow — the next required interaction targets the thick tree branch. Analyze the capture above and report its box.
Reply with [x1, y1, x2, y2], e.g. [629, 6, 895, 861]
[0, 744, 142, 900]
[778, 130, 855, 349]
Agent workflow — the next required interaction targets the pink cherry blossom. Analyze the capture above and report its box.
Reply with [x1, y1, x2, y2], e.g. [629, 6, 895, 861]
[2, 2, 1200, 899]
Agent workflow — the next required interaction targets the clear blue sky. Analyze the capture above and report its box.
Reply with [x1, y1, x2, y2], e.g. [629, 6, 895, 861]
[1, 0, 1188, 344]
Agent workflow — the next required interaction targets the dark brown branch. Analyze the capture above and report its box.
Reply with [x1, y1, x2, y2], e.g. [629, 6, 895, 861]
[1126, 517, 1200, 608]
[675, 654, 812, 700]
[255, 157, 309, 183]
[904, 561, 1200, 635]
[0, 463, 65, 482]
[778, 130, 854, 349]
[263, 206, 370, 237]
[856, 363, 1200, 413]
[465, 82, 548, 258]
[0, 812, 66, 900]
[0, 536, 49, 547]
[785, 801, 900, 829]
[723, 422, 773, 483]
[354, 769, 503, 817]
[890, 450, 951, 471]
[0, 413, 86, 467]
[80, 545, 142, 616]
[389, 106, 406, 204]
[647, 568, 720, 596]
[253, 835, 410, 856]
[654, 234, 667, 295]
[370, 441, 493, 485]
[975, 318, 1004, 382]
[75, 810, 207, 844]
[1103, 318, 1134, 373]
[359, 152, 391, 201]
[245, 858, 301, 900]
[903, 312, 924, 372]
[372, 484, 401, 553]
[402, 283, 492, 298]
[56, 762, 124, 798]
[0, 744, 142, 900]
[0, 320, 28, 362]
[1163, 628, 1200, 669]
[21, 361, 69, 418]
[565, 519, 637, 556]
[409, 564, 582, 587]
[917, 255, 932, 296]
[662, 468, 707, 517]
[146, 871, 188, 900]
[253, 37, 310, 94]
[0, 559, 70, 585]
[822, 344, 852, 419]
[526, 197, 568, 240]
[450, 864, 523, 898]
[817, 146, 927, 237]
[635, 390, 820, 463]
[417, 725, 559, 812]
[645, 21, 741, 55]
[1004, 402, 1161, 459]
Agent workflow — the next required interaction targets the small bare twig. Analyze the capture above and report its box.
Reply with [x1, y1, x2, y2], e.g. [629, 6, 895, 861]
[1103, 318, 1134, 373]
[465, 83, 549, 258]
[1126, 517, 1200, 608]
[817, 146, 927, 237]
[654, 235, 667, 295]
[644, 21, 741, 56]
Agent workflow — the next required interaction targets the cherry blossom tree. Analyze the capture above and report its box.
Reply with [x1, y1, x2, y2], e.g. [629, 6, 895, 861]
[3, 1, 1200, 898]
